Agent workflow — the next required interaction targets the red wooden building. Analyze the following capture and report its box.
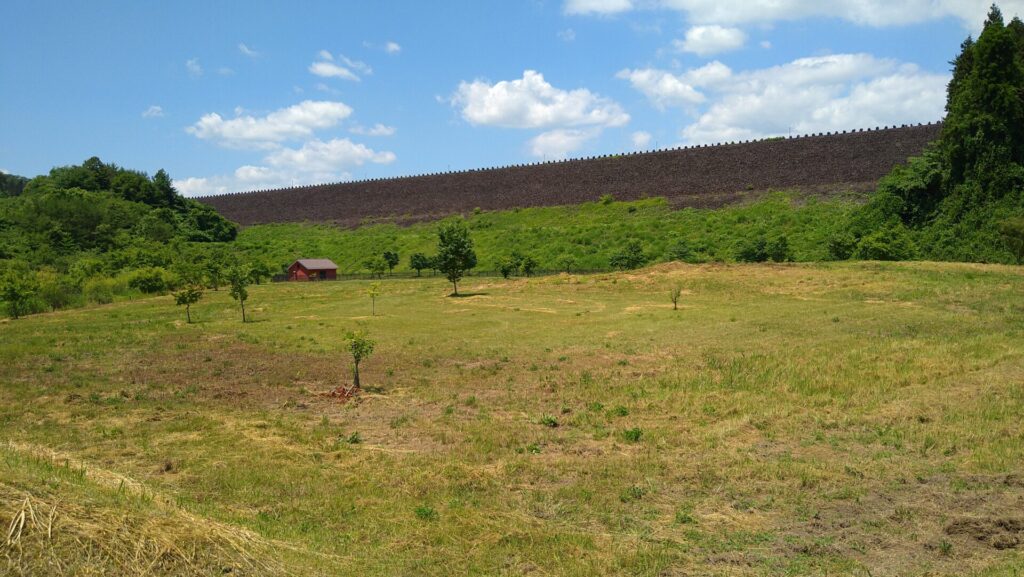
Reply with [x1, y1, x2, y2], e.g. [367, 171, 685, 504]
[287, 259, 338, 281]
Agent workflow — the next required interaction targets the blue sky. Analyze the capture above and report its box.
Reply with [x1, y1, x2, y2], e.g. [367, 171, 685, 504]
[2, 1, 1022, 196]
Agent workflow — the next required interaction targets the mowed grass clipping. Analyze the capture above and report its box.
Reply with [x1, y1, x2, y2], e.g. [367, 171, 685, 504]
[1, 261, 1023, 576]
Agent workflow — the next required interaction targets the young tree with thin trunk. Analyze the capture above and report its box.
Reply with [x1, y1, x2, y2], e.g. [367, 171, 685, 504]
[173, 285, 204, 323]
[670, 284, 682, 310]
[344, 329, 375, 391]
[436, 219, 477, 295]
[367, 282, 381, 316]
[227, 265, 251, 322]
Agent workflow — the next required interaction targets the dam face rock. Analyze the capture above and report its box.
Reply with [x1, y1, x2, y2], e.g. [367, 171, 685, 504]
[198, 123, 943, 227]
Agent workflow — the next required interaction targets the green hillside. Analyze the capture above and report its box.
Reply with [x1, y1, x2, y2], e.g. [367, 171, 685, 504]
[236, 194, 858, 274]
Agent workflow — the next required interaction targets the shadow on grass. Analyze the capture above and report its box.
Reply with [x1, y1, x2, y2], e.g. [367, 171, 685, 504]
[449, 292, 489, 298]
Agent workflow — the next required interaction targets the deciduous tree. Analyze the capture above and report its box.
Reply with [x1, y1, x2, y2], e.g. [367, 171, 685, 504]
[227, 265, 251, 322]
[436, 219, 477, 295]
[173, 285, 203, 323]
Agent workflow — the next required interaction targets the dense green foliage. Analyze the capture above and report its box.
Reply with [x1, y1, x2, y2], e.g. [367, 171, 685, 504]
[0, 158, 241, 316]
[0, 171, 29, 197]
[838, 6, 1024, 263]
[235, 194, 858, 274]
[436, 218, 478, 294]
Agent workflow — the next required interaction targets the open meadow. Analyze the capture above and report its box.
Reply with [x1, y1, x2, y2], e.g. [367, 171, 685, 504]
[2, 261, 1023, 576]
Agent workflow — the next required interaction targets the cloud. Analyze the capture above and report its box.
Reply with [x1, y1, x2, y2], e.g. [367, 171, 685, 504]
[350, 123, 396, 136]
[674, 25, 746, 56]
[631, 53, 950, 144]
[385, 41, 401, 54]
[142, 105, 164, 118]
[185, 100, 354, 149]
[631, 130, 652, 149]
[529, 129, 599, 159]
[310, 52, 371, 81]
[309, 61, 360, 82]
[265, 138, 395, 172]
[567, 0, 1024, 29]
[186, 58, 202, 78]
[564, 0, 634, 15]
[558, 28, 577, 42]
[616, 61, 731, 109]
[238, 43, 259, 58]
[174, 138, 395, 196]
[452, 70, 629, 129]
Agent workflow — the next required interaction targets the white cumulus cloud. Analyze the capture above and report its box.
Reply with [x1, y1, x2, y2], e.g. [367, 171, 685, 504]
[564, 0, 634, 15]
[142, 105, 164, 118]
[185, 100, 354, 149]
[452, 70, 629, 129]
[529, 129, 600, 159]
[631, 131, 652, 149]
[350, 123, 396, 136]
[385, 41, 401, 54]
[674, 25, 746, 56]
[265, 138, 395, 173]
[666, 53, 948, 144]
[452, 70, 629, 158]
[569, 0, 1024, 29]
[174, 138, 396, 196]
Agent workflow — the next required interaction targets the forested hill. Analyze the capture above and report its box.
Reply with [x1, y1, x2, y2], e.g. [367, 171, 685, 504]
[0, 157, 239, 313]
[0, 172, 28, 197]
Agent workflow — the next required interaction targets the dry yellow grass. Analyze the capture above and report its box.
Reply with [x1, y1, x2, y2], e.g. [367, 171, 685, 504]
[1, 261, 1023, 575]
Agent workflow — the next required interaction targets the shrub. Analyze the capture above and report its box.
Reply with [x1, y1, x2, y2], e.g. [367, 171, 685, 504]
[766, 235, 793, 262]
[128, 267, 173, 294]
[854, 224, 918, 261]
[609, 239, 648, 270]
[666, 237, 693, 262]
[83, 277, 117, 304]
[736, 236, 769, 262]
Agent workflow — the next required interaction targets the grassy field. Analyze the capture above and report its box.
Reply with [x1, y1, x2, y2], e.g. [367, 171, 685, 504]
[235, 194, 859, 272]
[1, 261, 1023, 576]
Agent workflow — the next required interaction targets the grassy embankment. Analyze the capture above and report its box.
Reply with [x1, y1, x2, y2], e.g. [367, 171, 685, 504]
[236, 193, 859, 272]
[1, 261, 1023, 575]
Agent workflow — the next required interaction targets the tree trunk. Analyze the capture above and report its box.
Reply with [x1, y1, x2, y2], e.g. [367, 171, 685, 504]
[371, 297, 375, 316]
[353, 361, 360, 389]
[186, 304, 192, 323]
[240, 301, 246, 323]
[452, 281, 458, 295]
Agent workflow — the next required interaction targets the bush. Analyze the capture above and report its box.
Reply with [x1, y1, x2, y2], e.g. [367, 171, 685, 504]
[766, 235, 793, 262]
[826, 232, 858, 260]
[128, 267, 174, 294]
[736, 236, 769, 262]
[83, 277, 119, 304]
[666, 237, 693, 262]
[609, 239, 648, 270]
[854, 224, 918, 261]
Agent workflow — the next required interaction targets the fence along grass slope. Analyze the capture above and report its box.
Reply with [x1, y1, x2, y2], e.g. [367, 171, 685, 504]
[198, 123, 942, 227]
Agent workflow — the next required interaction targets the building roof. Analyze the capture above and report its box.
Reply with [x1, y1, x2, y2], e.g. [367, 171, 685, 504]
[293, 259, 338, 270]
